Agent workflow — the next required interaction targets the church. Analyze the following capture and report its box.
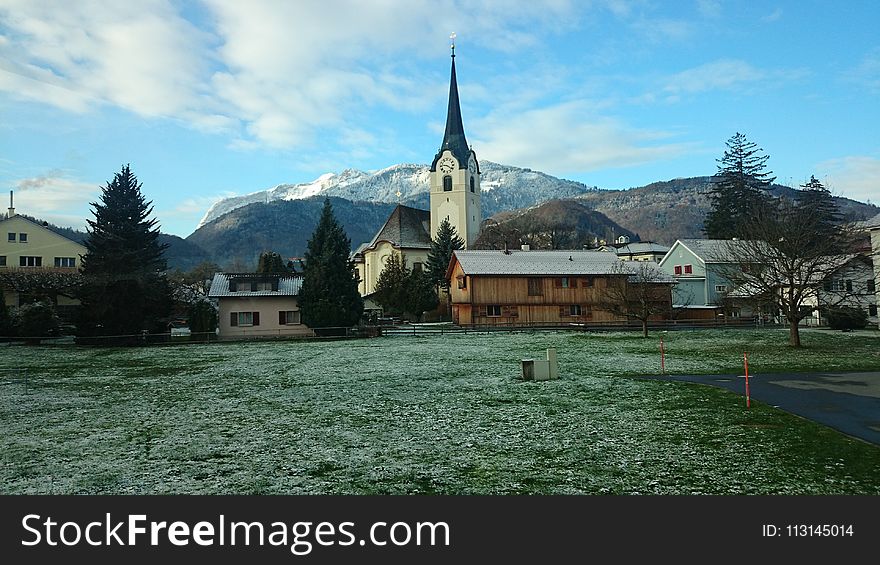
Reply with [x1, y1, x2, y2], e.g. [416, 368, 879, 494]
[353, 41, 481, 296]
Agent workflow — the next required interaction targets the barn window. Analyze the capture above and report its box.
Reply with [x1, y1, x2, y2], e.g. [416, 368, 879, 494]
[528, 278, 543, 296]
[570, 304, 582, 316]
[487, 305, 502, 317]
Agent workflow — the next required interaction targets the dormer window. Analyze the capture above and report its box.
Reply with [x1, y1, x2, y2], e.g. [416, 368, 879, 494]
[443, 175, 452, 192]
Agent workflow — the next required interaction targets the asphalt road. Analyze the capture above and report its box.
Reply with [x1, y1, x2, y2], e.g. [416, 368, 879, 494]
[642, 371, 880, 446]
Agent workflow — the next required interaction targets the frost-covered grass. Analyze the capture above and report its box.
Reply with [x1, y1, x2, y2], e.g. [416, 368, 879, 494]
[1, 328, 878, 494]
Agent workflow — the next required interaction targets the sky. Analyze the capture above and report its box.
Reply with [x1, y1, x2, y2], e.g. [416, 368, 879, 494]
[1, 0, 878, 237]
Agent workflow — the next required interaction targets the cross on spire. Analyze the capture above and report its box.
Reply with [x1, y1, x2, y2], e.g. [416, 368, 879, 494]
[450, 32, 456, 58]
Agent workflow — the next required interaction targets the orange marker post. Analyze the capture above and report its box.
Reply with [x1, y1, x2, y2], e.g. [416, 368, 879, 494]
[743, 352, 751, 409]
[660, 337, 666, 374]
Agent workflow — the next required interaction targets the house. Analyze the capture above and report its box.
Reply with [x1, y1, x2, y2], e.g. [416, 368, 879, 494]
[609, 242, 670, 263]
[1, 193, 86, 315]
[865, 212, 880, 328]
[352, 205, 432, 296]
[354, 42, 482, 297]
[658, 239, 758, 320]
[815, 254, 877, 326]
[444, 249, 673, 326]
[208, 272, 312, 339]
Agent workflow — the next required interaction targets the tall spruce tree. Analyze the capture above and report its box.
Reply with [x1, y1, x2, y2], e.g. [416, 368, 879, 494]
[704, 132, 776, 239]
[797, 175, 842, 246]
[425, 218, 464, 290]
[298, 199, 363, 329]
[78, 164, 171, 338]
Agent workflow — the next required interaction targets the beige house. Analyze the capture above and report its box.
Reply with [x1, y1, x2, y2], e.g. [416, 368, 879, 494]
[1, 197, 86, 310]
[208, 272, 313, 339]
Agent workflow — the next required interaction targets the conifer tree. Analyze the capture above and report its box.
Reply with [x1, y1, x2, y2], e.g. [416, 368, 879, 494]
[298, 199, 363, 329]
[797, 175, 842, 246]
[373, 254, 408, 317]
[256, 251, 290, 273]
[425, 218, 464, 290]
[78, 164, 171, 338]
[704, 132, 776, 239]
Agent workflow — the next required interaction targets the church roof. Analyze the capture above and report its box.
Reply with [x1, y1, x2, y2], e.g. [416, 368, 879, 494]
[430, 53, 477, 173]
[367, 204, 431, 250]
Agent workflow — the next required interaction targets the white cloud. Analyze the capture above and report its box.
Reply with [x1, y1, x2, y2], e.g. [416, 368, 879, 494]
[472, 100, 690, 174]
[761, 8, 783, 23]
[696, 0, 722, 19]
[664, 59, 766, 94]
[0, 0, 214, 117]
[11, 173, 100, 229]
[816, 155, 880, 204]
[844, 48, 880, 94]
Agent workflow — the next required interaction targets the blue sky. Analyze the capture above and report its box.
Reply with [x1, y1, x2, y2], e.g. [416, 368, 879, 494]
[1, 0, 878, 237]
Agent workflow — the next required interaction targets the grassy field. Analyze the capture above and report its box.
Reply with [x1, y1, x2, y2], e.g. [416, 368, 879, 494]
[1, 328, 879, 494]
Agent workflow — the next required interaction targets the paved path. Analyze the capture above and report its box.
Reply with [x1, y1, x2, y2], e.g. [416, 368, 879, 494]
[641, 371, 880, 446]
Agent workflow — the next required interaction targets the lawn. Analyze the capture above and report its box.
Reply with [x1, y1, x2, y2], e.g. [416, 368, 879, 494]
[1, 328, 879, 494]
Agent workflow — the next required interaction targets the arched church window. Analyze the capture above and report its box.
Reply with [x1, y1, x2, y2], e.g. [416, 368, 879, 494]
[443, 175, 452, 191]
[470, 176, 475, 193]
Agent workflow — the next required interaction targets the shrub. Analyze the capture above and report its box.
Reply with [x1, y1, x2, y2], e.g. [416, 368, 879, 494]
[15, 300, 61, 341]
[824, 306, 868, 330]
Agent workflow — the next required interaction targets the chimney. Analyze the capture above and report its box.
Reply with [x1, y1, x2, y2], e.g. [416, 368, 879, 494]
[521, 244, 530, 251]
[7, 190, 14, 218]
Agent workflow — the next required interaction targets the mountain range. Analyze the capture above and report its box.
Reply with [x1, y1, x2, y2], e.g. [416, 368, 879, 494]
[33, 161, 879, 271]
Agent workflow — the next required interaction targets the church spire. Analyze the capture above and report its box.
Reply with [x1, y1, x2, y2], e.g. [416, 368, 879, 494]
[431, 33, 471, 171]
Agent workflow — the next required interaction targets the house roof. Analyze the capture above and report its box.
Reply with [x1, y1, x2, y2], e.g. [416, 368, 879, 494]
[615, 242, 670, 255]
[449, 250, 623, 277]
[677, 239, 754, 263]
[619, 261, 677, 283]
[861, 212, 880, 231]
[0, 214, 87, 250]
[366, 204, 431, 251]
[208, 272, 303, 297]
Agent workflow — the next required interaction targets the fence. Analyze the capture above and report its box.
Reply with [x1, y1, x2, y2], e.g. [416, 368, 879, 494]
[0, 316, 772, 345]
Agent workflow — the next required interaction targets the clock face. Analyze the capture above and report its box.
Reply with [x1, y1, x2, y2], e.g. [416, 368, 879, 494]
[439, 157, 455, 174]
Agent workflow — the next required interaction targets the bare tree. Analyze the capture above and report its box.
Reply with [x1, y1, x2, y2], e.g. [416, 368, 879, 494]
[598, 261, 675, 337]
[716, 196, 856, 347]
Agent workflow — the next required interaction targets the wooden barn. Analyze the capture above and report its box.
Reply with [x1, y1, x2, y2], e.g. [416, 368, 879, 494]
[445, 249, 673, 326]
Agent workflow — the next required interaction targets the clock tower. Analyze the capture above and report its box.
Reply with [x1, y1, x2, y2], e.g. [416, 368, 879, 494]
[430, 37, 481, 248]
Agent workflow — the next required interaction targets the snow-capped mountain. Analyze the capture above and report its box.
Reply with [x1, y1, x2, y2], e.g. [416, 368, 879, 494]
[197, 161, 600, 228]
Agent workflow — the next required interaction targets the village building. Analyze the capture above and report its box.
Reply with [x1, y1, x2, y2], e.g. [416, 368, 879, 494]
[444, 249, 673, 326]
[208, 272, 312, 339]
[658, 238, 758, 320]
[354, 41, 481, 296]
[603, 241, 670, 263]
[0, 192, 86, 317]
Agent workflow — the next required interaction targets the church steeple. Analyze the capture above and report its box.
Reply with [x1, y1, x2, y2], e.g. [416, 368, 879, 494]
[431, 35, 473, 172]
[429, 35, 481, 249]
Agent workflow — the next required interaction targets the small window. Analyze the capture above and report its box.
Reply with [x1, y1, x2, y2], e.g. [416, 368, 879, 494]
[19, 233, 27, 243]
[684, 264, 692, 274]
[715, 285, 727, 293]
[443, 175, 452, 192]
[19, 256, 41, 267]
[487, 305, 502, 317]
[279, 310, 301, 325]
[412, 262, 423, 273]
[7, 233, 14, 242]
[527, 278, 543, 296]
[868, 279, 876, 293]
[674, 265, 682, 275]
[54, 257, 76, 268]
[570, 304, 582, 316]
[0, 256, 5, 267]
[233, 312, 258, 326]
[556, 277, 570, 288]
[457, 275, 467, 289]
[469, 176, 475, 193]
[870, 305, 877, 316]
